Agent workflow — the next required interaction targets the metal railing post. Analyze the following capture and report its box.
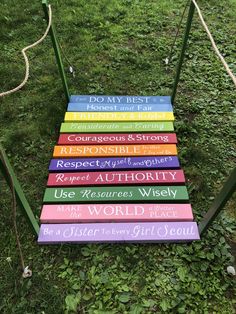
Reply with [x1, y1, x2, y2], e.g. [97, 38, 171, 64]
[198, 168, 236, 236]
[0, 145, 39, 236]
[171, 1, 195, 104]
[42, 0, 70, 102]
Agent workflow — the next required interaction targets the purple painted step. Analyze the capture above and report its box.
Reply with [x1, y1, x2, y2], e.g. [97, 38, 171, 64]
[38, 222, 200, 244]
[49, 156, 180, 172]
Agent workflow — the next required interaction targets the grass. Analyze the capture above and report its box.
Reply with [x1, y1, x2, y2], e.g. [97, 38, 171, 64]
[0, 0, 236, 313]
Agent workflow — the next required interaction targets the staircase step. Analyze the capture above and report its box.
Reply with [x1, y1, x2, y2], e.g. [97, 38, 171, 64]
[64, 112, 174, 122]
[60, 122, 174, 133]
[53, 144, 177, 158]
[58, 133, 177, 145]
[47, 170, 185, 186]
[70, 95, 172, 105]
[43, 186, 189, 203]
[68, 102, 173, 112]
[40, 203, 194, 223]
[38, 222, 200, 244]
[49, 156, 180, 172]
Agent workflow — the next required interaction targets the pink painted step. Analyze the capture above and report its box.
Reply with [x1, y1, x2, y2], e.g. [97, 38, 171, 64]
[40, 203, 194, 223]
[47, 169, 185, 186]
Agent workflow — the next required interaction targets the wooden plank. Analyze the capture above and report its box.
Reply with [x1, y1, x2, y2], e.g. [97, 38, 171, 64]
[53, 144, 177, 157]
[58, 133, 177, 145]
[47, 170, 185, 186]
[67, 102, 173, 112]
[70, 95, 172, 105]
[38, 222, 200, 243]
[49, 156, 180, 172]
[40, 203, 194, 223]
[60, 122, 174, 133]
[43, 186, 189, 203]
[64, 112, 174, 122]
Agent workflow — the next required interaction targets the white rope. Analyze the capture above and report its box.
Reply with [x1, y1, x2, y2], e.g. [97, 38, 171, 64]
[0, 147, 32, 278]
[192, 0, 236, 87]
[0, 5, 52, 97]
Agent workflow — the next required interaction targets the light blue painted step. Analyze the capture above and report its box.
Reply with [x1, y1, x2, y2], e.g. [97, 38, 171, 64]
[68, 95, 173, 112]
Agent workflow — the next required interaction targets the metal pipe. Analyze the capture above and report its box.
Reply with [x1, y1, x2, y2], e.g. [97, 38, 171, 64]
[171, 1, 195, 104]
[0, 145, 39, 236]
[199, 168, 236, 236]
[42, 0, 70, 102]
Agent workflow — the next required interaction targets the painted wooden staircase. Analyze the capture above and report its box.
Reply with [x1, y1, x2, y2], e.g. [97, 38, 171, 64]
[38, 95, 200, 243]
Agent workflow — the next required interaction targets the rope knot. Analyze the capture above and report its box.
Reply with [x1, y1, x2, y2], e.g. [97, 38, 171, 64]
[22, 266, 32, 278]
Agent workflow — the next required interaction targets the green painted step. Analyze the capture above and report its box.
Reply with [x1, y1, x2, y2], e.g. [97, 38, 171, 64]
[60, 122, 174, 133]
[43, 186, 189, 203]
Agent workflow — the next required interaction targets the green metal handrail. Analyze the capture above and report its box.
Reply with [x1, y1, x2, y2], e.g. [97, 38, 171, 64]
[170, 1, 236, 234]
[199, 168, 236, 235]
[42, 0, 70, 102]
[171, 1, 195, 104]
[0, 145, 39, 236]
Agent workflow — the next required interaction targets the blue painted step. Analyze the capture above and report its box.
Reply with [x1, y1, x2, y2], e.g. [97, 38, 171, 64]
[68, 95, 173, 112]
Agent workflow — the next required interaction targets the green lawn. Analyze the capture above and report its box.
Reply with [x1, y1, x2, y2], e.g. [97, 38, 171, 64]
[0, 0, 236, 313]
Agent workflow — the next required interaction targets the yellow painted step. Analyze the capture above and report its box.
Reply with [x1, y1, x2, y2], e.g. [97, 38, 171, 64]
[64, 111, 174, 122]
